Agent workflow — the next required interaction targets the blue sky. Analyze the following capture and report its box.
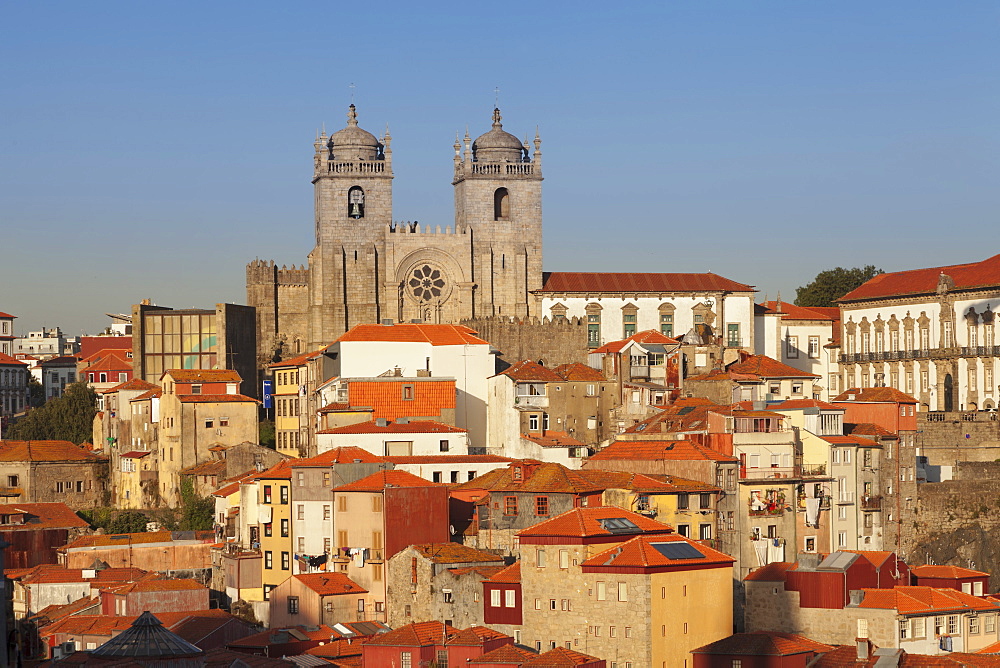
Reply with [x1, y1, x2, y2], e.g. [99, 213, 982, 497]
[3, 1, 998, 335]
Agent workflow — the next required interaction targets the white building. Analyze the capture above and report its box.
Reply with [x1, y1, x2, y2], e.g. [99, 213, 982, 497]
[837, 254, 1000, 412]
[316, 419, 470, 457]
[0, 311, 15, 356]
[755, 301, 840, 400]
[324, 323, 494, 447]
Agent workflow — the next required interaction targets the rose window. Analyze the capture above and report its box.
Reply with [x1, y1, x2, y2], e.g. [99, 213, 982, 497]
[409, 265, 446, 301]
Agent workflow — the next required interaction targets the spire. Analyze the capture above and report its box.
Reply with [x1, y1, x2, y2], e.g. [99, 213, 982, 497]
[347, 104, 358, 127]
[492, 107, 502, 128]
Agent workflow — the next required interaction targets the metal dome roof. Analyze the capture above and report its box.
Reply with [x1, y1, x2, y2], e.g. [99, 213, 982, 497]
[472, 108, 525, 162]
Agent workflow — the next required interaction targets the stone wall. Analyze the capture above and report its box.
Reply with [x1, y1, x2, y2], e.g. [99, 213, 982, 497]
[461, 316, 588, 371]
[916, 413, 1000, 466]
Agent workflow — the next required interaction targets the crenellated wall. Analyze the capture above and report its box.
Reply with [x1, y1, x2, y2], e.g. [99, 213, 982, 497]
[462, 316, 588, 371]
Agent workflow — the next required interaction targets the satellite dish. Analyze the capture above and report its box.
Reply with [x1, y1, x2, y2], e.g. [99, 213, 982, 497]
[449, 525, 456, 536]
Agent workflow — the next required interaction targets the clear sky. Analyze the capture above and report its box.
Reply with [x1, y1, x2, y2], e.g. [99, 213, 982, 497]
[3, 1, 998, 335]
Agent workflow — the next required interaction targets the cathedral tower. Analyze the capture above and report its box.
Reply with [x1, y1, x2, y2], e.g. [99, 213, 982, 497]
[308, 105, 393, 347]
[453, 108, 543, 318]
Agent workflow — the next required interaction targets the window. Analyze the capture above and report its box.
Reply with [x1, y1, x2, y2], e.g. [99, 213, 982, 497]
[264, 584, 274, 600]
[280, 486, 288, 504]
[506, 589, 515, 607]
[948, 615, 959, 634]
[490, 590, 501, 607]
[191, 384, 202, 395]
[677, 493, 689, 510]
[559, 549, 569, 569]
[912, 618, 926, 639]
[263, 485, 272, 504]
[493, 187, 510, 220]
[372, 495, 383, 512]
[338, 530, 348, 548]
[528, 414, 539, 431]
[298, 537, 305, 552]
[297, 505, 305, 520]
[402, 385, 414, 400]
[337, 495, 347, 512]
[808, 336, 820, 358]
[791, 382, 803, 395]
[677, 524, 690, 537]
[536, 549, 546, 568]
[898, 620, 908, 640]
[786, 336, 799, 358]
[281, 552, 290, 570]
[727, 323, 741, 347]
[432, 472, 442, 483]
[618, 582, 628, 602]
[323, 505, 331, 520]
[971, 616, 981, 635]
[596, 581, 607, 600]
[443, 590, 453, 603]
[986, 614, 996, 634]
[536, 496, 549, 516]
[699, 524, 712, 540]
[623, 311, 637, 338]
[700, 492, 711, 509]
[264, 551, 273, 569]
[504, 496, 518, 515]
[264, 522, 273, 537]
[587, 307, 602, 347]
[323, 472, 331, 487]
[281, 519, 289, 537]
[400, 652, 412, 668]
[288, 596, 299, 614]
[439, 439, 449, 452]
[660, 311, 674, 337]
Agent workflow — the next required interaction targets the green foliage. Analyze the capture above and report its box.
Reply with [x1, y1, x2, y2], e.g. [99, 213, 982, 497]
[258, 419, 275, 448]
[26, 377, 45, 408]
[177, 476, 215, 531]
[7, 381, 98, 444]
[794, 265, 884, 308]
[77, 507, 113, 530]
[107, 510, 150, 534]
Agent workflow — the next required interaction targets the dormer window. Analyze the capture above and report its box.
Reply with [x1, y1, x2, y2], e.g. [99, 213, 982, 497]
[513, 467, 523, 481]
[191, 384, 202, 395]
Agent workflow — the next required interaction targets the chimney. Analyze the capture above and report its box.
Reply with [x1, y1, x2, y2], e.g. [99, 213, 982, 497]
[380, 318, 394, 326]
[375, 418, 389, 427]
[397, 417, 409, 425]
[848, 589, 865, 606]
[856, 638, 871, 661]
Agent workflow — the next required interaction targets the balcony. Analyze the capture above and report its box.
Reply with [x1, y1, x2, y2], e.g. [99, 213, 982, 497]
[861, 496, 882, 511]
[801, 464, 827, 477]
[741, 465, 801, 481]
[836, 491, 856, 505]
[514, 394, 548, 409]
[630, 365, 650, 379]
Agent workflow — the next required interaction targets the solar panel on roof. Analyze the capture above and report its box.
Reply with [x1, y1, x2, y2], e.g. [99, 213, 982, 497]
[598, 517, 642, 534]
[677, 407, 695, 415]
[651, 542, 705, 560]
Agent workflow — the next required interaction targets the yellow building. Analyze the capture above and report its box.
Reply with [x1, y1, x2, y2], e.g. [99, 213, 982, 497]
[254, 460, 294, 600]
[268, 354, 311, 457]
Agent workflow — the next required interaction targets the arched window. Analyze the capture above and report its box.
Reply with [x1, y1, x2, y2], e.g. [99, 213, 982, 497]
[493, 188, 510, 221]
[348, 186, 365, 219]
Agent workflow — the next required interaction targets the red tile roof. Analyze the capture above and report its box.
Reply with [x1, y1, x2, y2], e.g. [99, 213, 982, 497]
[293, 447, 387, 466]
[832, 387, 918, 403]
[180, 459, 226, 476]
[911, 564, 989, 579]
[267, 349, 325, 368]
[80, 350, 133, 372]
[859, 586, 1000, 614]
[409, 543, 504, 564]
[744, 562, 797, 582]
[385, 454, 513, 464]
[18, 566, 149, 585]
[474, 644, 538, 663]
[0, 503, 88, 531]
[103, 378, 159, 394]
[130, 388, 162, 401]
[693, 631, 834, 656]
[519, 507, 673, 539]
[0, 312, 15, 319]
[0, 352, 27, 366]
[820, 435, 881, 448]
[319, 420, 466, 434]
[335, 469, 442, 492]
[768, 399, 844, 411]
[845, 423, 898, 438]
[294, 572, 367, 595]
[840, 254, 1000, 302]
[551, 363, 606, 381]
[61, 530, 214, 549]
[453, 462, 606, 495]
[0, 440, 106, 463]
[108, 577, 206, 594]
[338, 378, 457, 421]
[496, 360, 564, 382]
[251, 460, 293, 481]
[540, 272, 754, 294]
[177, 393, 258, 403]
[760, 301, 837, 321]
[588, 440, 738, 462]
[590, 329, 681, 355]
[726, 354, 820, 379]
[163, 369, 242, 382]
[524, 646, 604, 666]
[336, 323, 489, 346]
[583, 533, 735, 571]
[485, 561, 521, 583]
[121, 450, 153, 459]
[522, 431, 586, 448]
[362, 621, 460, 647]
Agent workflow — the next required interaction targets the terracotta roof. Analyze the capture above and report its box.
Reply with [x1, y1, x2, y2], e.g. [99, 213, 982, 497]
[267, 349, 325, 368]
[589, 440, 738, 462]
[18, 566, 148, 585]
[485, 561, 521, 583]
[319, 419, 466, 434]
[212, 471, 258, 498]
[859, 586, 1000, 614]
[744, 562, 797, 582]
[177, 393, 258, 403]
[582, 533, 735, 570]
[109, 578, 206, 594]
[251, 460, 293, 481]
[0, 502, 88, 531]
[522, 431, 586, 448]
[622, 404, 719, 434]
[362, 620, 460, 647]
[448, 565, 506, 579]
[31, 595, 101, 623]
[911, 564, 989, 579]
[0, 352, 27, 366]
[230, 624, 342, 648]
[832, 387, 918, 403]
[0, 312, 15, 318]
[524, 646, 604, 666]
[838, 550, 898, 569]
[840, 254, 1000, 302]
[103, 378, 159, 394]
[61, 530, 214, 549]
[693, 631, 834, 656]
[590, 329, 681, 355]
[304, 638, 364, 659]
[768, 399, 843, 411]
[759, 301, 837, 321]
[727, 354, 820, 379]
[845, 423, 898, 438]
[335, 469, 442, 492]
[81, 350, 132, 372]
[163, 369, 242, 382]
[294, 572, 367, 595]
[821, 435, 881, 448]
[539, 271, 754, 294]
[0, 440, 106, 463]
[409, 543, 504, 564]
[330, 377, 457, 421]
[121, 450, 153, 459]
[453, 462, 607, 495]
[474, 644, 538, 663]
[180, 459, 227, 476]
[130, 388, 163, 401]
[551, 363, 606, 381]
[335, 323, 489, 346]
[496, 360, 564, 382]
[318, 402, 355, 413]
[518, 507, 673, 539]
[293, 447, 388, 466]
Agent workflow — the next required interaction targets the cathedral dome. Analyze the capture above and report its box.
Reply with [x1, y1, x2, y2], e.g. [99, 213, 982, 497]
[472, 108, 525, 162]
[329, 104, 382, 161]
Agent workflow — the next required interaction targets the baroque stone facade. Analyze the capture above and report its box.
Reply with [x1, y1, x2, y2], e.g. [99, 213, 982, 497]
[248, 105, 543, 364]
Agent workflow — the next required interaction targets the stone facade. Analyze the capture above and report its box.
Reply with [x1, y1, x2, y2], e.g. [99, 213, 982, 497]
[461, 316, 589, 370]
[248, 106, 543, 362]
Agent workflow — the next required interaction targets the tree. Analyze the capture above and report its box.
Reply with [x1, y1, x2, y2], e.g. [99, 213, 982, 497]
[26, 377, 45, 408]
[107, 510, 151, 534]
[794, 265, 884, 308]
[258, 419, 275, 449]
[7, 381, 98, 444]
[177, 476, 214, 531]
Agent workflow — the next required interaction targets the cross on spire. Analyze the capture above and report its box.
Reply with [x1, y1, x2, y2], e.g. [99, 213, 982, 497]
[494, 86, 500, 108]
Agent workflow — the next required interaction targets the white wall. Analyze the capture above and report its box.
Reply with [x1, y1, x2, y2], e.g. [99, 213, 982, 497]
[316, 429, 469, 457]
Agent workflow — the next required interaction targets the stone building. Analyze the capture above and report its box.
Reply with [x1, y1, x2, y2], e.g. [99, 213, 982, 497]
[247, 105, 544, 361]
[0, 440, 108, 508]
[386, 543, 506, 629]
[835, 253, 1000, 412]
[0, 311, 15, 356]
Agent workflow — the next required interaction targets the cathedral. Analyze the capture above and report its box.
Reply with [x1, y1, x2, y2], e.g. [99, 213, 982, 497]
[247, 104, 544, 363]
